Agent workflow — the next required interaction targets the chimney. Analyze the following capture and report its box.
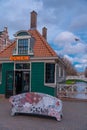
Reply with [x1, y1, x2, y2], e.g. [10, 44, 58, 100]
[42, 27, 47, 40]
[30, 11, 37, 29]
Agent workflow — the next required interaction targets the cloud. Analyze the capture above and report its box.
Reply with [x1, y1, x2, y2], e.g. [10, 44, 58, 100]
[54, 31, 86, 55]
[80, 55, 87, 64]
[75, 63, 87, 72]
[64, 42, 85, 54]
[54, 31, 87, 72]
[75, 64, 83, 69]
[0, 0, 87, 72]
[55, 31, 79, 45]
[0, 0, 43, 38]
[62, 54, 87, 72]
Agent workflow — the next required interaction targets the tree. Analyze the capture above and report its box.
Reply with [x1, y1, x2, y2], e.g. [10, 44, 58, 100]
[62, 57, 77, 76]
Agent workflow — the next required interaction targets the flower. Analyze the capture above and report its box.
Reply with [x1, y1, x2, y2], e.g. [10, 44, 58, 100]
[26, 93, 42, 104]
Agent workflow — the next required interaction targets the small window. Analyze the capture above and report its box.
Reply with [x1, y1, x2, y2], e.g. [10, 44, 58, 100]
[45, 63, 55, 83]
[0, 64, 2, 84]
[18, 39, 28, 54]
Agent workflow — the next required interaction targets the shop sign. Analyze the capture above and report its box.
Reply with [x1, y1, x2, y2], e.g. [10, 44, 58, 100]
[10, 56, 30, 61]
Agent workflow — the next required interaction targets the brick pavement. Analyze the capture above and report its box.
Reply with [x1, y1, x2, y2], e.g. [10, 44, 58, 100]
[0, 98, 87, 130]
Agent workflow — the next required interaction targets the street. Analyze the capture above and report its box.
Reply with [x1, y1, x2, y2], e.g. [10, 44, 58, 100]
[0, 98, 87, 130]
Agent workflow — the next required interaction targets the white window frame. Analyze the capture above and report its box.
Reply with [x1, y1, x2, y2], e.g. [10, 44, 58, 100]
[14, 35, 33, 55]
[17, 37, 29, 55]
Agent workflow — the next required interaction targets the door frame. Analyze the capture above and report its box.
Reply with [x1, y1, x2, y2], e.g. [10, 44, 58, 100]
[14, 62, 31, 94]
[15, 70, 30, 94]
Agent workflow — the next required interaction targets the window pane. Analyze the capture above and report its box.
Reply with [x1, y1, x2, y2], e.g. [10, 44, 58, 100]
[45, 63, 55, 83]
[23, 64, 30, 69]
[15, 63, 30, 69]
[18, 39, 28, 54]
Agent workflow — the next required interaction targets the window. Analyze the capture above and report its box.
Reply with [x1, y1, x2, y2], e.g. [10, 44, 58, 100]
[18, 39, 28, 54]
[15, 63, 30, 70]
[13, 31, 35, 55]
[45, 63, 55, 83]
[0, 64, 2, 84]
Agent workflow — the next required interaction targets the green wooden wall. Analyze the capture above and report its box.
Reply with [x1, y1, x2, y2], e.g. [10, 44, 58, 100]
[0, 62, 55, 96]
[31, 62, 55, 96]
[0, 63, 14, 94]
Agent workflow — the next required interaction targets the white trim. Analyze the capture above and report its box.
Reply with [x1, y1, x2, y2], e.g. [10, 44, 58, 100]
[31, 59, 55, 63]
[31, 56, 58, 60]
[14, 30, 31, 38]
[44, 83, 56, 88]
[0, 58, 55, 63]
[17, 38, 28, 55]
[16, 36, 31, 39]
[0, 60, 14, 63]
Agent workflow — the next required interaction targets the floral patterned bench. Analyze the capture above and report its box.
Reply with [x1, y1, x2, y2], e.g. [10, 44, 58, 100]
[9, 92, 63, 121]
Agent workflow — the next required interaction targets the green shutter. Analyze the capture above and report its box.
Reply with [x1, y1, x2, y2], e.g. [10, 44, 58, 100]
[0, 63, 14, 94]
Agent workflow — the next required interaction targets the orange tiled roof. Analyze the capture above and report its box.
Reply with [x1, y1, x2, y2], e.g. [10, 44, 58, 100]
[0, 42, 15, 58]
[29, 30, 57, 57]
[0, 29, 57, 59]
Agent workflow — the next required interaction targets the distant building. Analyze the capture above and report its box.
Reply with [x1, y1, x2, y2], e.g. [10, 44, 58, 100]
[0, 11, 66, 98]
[0, 27, 11, 51]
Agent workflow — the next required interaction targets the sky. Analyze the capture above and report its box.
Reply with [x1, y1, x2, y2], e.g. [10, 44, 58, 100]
[0, 0, 87, 72]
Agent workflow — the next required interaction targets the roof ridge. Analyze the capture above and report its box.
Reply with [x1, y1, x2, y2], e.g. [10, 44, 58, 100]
[34, 30, 57, 56]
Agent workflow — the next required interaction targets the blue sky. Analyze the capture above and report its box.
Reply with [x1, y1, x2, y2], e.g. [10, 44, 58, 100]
[0, 0, 87, 72]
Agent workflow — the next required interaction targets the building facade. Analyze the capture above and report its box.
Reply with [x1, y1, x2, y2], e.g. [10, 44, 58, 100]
[0, 27, 11, 51]
[0, 11, 66, 98]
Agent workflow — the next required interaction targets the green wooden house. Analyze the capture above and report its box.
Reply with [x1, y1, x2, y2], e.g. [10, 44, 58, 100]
[0, 11, 66, 98]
